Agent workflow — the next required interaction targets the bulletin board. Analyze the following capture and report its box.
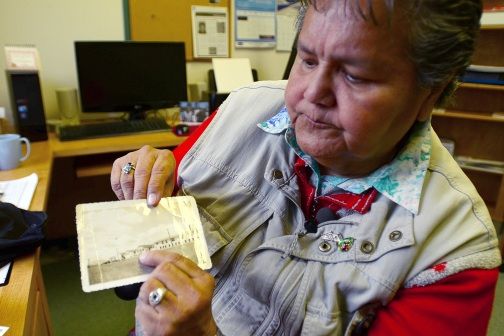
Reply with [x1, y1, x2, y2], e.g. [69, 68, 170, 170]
[128, 0, 230, 61]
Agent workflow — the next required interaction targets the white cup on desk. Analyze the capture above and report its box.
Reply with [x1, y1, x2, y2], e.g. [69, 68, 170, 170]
[0, 134, 31, 170]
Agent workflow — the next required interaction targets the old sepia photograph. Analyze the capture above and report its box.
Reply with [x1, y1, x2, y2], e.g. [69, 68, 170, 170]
[76, 196, 212, 292]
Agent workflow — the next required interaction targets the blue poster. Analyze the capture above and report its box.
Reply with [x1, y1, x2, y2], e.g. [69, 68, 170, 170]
[236, 0, 276, 11]
[235, 0, 276, 48]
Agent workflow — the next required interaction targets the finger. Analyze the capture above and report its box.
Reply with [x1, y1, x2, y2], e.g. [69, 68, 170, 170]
[147, 150, 176, 207]
[143, 262, 214, 324]
[138, 265, 215, 335]
[132, 146, 158, 200]
[138, 277, 177, 308]
[135, 303, 157, 335]
[140, 251, 203, 279]
[156, 264, 197, 299]
[140, 253, 196, 297]
[119, 161, 136, 200]
[135, 296, 177, 335]
[111, 158, 126, 200]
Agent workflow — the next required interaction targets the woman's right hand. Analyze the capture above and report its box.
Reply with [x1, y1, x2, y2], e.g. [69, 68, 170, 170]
[110, 145, 176, 207]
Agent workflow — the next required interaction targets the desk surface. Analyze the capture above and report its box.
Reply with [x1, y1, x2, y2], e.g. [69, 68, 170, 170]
[49, 131, 187, 158]
[0, 141, 53, 210]
[0, 141, 53, 335]
[0, 130, 186, 335]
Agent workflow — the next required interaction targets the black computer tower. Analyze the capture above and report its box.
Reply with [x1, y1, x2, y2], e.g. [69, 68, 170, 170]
[7, 71, 48, 141]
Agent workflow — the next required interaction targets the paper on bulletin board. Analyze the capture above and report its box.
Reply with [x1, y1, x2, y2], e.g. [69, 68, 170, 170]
[4, 45, 41, 71]
[0, 326, 9, 336]
[276, 1, 300, 51]
[235, 0, 276, 48]
[191, 6, 229, 58]
[212, 58, 254, 93]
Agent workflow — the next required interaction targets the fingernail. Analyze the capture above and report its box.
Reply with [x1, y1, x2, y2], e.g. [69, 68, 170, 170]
[139, 252, 147, 262]
[147, 193, 157, 206]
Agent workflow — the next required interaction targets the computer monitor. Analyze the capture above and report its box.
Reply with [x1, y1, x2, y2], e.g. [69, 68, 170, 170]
[74, 41, 187, 120]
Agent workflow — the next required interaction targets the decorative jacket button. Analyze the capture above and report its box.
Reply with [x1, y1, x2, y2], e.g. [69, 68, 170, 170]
[360, 241, 375, 254]
[389, 230, 402, 242]
[319, 241, 332, 252]
[272, 169, 283, 180]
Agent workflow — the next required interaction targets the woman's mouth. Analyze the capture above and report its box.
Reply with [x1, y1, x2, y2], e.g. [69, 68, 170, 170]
[298, 113, 333, 129]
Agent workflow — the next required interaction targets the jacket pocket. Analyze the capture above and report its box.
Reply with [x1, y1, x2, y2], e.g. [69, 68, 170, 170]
[301, 305, 343, 336]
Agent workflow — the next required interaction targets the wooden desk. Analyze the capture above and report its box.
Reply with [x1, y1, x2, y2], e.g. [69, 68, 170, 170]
[0, 131, 186, 335]
[48, 131, 185, 158]
[0, 141, 53, 336]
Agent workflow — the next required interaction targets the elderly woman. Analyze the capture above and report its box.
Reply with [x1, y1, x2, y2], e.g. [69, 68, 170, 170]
[111, 1, 501, 335]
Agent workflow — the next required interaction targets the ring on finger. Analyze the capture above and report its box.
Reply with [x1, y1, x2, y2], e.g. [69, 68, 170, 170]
[148, 287, 167, 307]
[122, 162, 136, 175]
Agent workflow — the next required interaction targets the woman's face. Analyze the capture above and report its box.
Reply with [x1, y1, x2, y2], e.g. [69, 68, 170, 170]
[285, 1, 440, 176]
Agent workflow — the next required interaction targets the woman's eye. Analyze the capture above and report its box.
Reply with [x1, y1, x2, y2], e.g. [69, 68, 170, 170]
[302, 59, 317, 68]
[345, 72, 365, 84]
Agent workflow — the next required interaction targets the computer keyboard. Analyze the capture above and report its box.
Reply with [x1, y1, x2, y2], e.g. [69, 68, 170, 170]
[58, 117, 170, 141]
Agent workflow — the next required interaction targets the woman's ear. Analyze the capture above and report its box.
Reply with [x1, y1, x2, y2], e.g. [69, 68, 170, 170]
[416, 84, 446, 122]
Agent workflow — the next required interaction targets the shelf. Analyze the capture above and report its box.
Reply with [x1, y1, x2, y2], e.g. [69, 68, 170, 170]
[432, 109, 504, 122]
[459, 82, 504, 91]
[481, 10, 504, 29]
[76, 164, 112, 178]
[472, 26, 504, 66]
[460, 163, 504, 175]
[488, 205, 504, 223]
[481, 24, 504, 29]
[442, 4, 504, 224]
[462, 167, 504, 223]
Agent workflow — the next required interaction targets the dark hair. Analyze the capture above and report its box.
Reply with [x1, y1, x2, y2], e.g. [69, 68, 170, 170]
[297, 0, 483, 106]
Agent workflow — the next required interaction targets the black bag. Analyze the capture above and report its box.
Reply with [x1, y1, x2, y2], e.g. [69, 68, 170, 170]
[0, 202, 47, 264]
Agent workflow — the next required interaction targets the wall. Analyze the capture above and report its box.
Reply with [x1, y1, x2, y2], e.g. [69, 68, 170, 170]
[0, 0, 124, 129]
[0, 1, 292, 131]
[176, 0, 294, 92]
[230, 0, 292, 82]
[186, 48, 291, 94]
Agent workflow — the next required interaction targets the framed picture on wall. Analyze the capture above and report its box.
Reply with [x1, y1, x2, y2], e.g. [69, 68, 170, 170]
[179, 101, 210, 124]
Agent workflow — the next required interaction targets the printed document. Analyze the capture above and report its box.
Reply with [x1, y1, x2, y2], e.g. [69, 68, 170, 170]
[0, 173, 38, 210]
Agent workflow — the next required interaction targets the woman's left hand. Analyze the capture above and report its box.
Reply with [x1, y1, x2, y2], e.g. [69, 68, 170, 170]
[136, 251, 217, 336]
[110, 145, 176, 207]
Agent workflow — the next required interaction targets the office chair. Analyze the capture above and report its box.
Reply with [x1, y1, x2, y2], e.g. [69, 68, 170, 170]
[283, 33, 299, 80]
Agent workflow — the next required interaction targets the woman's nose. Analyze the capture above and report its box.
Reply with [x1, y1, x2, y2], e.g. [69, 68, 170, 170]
[303, 68, 336, 107]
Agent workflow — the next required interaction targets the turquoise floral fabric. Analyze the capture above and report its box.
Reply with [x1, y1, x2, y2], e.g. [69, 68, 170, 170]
[258, 106, 431, 214]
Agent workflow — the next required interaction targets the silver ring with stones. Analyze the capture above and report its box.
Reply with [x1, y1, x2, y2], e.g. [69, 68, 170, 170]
[122, 162, 136, 175]
[148, 287, 167, 307]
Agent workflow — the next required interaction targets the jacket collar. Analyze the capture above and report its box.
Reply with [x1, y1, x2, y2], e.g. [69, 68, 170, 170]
[258, 106, 432, 215]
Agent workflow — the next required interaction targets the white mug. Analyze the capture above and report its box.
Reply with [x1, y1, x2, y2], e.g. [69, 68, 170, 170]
[0, 134, 31, 170]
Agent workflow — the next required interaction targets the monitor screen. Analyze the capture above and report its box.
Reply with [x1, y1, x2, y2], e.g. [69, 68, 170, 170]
[74, 41, 187, 119]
